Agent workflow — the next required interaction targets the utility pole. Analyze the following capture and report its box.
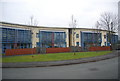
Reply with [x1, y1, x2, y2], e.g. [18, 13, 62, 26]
[110, 22, 113, 50]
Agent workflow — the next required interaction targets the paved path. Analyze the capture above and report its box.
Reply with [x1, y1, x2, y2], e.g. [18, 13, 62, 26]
[2, 56, 119, 79]
[2, 50, 120, 68]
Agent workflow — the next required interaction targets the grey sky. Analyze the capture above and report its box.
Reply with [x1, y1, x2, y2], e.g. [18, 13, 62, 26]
[1, 0, 119, 28]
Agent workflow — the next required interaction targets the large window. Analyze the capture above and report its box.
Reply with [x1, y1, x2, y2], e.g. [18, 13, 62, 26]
[2, 28, 32, 54]
[38, 31, 66, 48]
[106, 34, 118, 46]
[81, 32, 102, 47]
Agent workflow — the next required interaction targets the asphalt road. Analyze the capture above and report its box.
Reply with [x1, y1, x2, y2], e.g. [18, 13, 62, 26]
[2, 57, 119, 79]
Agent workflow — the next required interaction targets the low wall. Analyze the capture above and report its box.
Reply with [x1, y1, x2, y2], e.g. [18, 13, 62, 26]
[5, 46, 111, 56]
[46, 47, 71, 53]
[5, 48, 36, 56]
[88, 46, 111, 51]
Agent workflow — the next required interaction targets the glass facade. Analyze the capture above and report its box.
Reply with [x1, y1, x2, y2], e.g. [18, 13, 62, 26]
[107, 34, 118, 46]
[1, 27, 32, 54]
[38, 31, 66, 48]
[81, 32, 102, 47]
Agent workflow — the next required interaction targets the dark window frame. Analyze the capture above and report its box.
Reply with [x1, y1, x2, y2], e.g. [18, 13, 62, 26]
[76, 34, 79, 38]
[36, 33, 39, 38]
[76, 42, 79, 46]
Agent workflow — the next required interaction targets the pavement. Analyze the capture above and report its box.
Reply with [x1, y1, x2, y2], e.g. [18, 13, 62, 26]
[2, 50, 120, 68]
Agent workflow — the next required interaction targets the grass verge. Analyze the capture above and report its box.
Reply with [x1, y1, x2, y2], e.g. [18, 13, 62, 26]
[2, 51, 112, 63]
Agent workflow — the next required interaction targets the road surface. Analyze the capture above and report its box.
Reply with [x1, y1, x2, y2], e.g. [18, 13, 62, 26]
[2, 57, 119, 79]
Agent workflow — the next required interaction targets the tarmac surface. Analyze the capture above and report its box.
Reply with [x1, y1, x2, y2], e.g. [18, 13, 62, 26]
[2, 50, 120, 68]
[2, 56, 119, 79]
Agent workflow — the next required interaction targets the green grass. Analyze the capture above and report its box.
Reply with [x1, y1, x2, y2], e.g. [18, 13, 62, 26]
[2, 51, 112, 63]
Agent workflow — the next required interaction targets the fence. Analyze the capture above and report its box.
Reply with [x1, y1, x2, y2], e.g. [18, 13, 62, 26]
[70, 46, 82, 52]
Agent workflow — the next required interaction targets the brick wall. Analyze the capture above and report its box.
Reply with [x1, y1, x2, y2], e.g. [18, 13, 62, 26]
[46, 47, 71, 53]
[5, 46, 111, 56]
[5, 48, 36, 56]
[88, 46, 111, 51]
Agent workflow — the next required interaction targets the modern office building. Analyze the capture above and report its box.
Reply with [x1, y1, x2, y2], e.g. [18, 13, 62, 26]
[0, 22, 118, 54]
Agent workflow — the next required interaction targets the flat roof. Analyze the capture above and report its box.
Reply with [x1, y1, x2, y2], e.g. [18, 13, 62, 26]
[0, 21, 110, 32]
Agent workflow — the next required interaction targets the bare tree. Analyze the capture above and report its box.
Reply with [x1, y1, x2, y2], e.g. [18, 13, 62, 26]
[94, 21, 102, 46]
[28, 15, 39, 56]
[69, 15, 77, 55]
[29, 15, 38, 26]
[97, 12, 118, 48]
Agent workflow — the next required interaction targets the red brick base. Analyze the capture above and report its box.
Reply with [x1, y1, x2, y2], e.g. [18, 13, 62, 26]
[88, 46, 111, 51]
[46, 47, 71, 53]
[5, 48, 36, 56]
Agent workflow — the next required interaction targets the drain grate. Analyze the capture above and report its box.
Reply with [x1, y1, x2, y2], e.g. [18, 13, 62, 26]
[89, 68, 99, 71]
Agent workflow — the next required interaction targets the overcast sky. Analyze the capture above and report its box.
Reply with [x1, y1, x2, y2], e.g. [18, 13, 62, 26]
[0, 0, 119, 28]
